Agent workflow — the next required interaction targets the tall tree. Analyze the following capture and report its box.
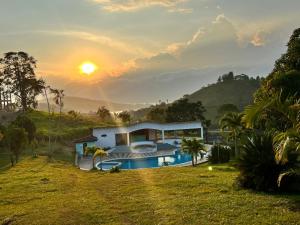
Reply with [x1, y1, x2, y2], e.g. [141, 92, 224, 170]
[4, 126, 28, 166]
[96, 106, 111, 121]
[0, 52, 44, 111]
[219, 112, 244, 157]
[165, 98, 206, 122]
[182, 138, 206, 166]
[117, 111, 131, 123]
[13, 115, 36, 144]
[50, 88, 65, 116]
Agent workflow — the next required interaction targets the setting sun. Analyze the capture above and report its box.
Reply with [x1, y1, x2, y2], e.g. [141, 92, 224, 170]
[80, 62, 97, 75]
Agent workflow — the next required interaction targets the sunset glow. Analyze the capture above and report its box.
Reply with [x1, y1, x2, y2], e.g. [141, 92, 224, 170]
[80, 62, 97, 75]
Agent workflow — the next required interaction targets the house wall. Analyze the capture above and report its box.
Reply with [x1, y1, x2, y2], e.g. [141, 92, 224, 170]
[93, 128, 121, 149]
[75, 141, 96, 155]
[93, 122, 203, 148]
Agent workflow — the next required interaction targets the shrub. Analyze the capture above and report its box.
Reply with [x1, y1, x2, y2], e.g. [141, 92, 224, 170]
[110, 166, 120, 173]
[236, 132, 284, 191]
[209, 145, 230, 164]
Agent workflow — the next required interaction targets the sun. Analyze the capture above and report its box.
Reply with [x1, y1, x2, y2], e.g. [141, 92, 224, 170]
[80, 62, 97, 75]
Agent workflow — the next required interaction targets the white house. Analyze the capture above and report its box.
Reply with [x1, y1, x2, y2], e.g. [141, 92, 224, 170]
[92, 121, 203, 149]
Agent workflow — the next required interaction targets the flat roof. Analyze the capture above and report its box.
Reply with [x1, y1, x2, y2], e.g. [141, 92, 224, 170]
[93, 121, 202, 130]
[74, 135, 98, 143]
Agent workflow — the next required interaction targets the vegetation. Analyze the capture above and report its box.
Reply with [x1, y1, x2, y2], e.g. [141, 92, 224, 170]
[165, 98, 206, 123]
[4, 126, 28, 166]
[236, 132, 284, 191]
[0, 52, 45, 111]
[50, 88, 65, 116]
[117, 111, 131, 123]
[0, 158, 299, 225]
[209, 145, 231, 164]
[181, 138, 206, 166]
[131, 73, 261, 126]
[216, 103, 239, 119]
[187, 73, 262, 125]
[217, 28, 300, 192]
[84, 146, 107, 169]
[219, 112, 244, 157]
[96, 106, 112, 121]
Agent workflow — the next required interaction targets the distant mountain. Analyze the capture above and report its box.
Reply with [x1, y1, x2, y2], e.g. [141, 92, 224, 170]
[186, 75, 261, 123]
[37, 96, 150, 113]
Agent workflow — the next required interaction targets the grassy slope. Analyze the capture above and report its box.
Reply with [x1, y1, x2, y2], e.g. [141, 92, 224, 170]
[0, 111, 115, 169]
[27, 110, 112, 140]
[187, 79, 260, 123]
[0, 157, 299, 225]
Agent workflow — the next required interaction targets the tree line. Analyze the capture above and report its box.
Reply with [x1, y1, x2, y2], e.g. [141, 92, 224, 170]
[0, 51, 65, 165]
[218, 28, 300, 192]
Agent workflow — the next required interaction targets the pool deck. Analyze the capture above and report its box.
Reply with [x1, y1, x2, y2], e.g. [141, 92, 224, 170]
[78, 143, 211, 170]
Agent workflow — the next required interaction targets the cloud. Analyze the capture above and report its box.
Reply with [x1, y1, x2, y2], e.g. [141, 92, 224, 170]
[37, 30, 150, 56]
[91, 0, 192, 13]
[251, 30, 267, 47]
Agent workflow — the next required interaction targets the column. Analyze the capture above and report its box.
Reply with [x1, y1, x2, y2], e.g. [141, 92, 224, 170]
[162, 130, 165, 143]
[127, 132, 130, 146]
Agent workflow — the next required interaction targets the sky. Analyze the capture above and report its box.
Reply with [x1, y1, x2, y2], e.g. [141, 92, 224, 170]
[0, 0, 300, 103]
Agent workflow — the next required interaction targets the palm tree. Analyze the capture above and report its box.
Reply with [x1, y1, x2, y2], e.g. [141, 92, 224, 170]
[182, 138, 206, 166]
[50, 88, 65, 116]
[219, 112, 243, 158]
[93, 149, 108, 171]
[84, 146, 107, 169]
[243, 93, 300, 163]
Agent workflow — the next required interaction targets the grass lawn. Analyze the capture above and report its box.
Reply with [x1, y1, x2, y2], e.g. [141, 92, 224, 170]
[0, 157, 299, 225]
[26, 110, 117, 141]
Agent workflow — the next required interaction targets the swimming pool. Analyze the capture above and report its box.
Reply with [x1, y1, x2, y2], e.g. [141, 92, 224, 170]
[95, 150, 206, 170]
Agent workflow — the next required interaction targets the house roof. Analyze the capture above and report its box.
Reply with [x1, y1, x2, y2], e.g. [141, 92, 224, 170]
[93, 121, 202, 130]
[74, 135, 98, 143]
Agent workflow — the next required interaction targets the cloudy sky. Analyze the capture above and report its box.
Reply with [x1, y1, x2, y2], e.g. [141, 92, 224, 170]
[1, 0, 299, 103]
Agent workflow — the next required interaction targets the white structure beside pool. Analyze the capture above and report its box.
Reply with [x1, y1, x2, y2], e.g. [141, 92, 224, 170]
[75, 121, 207, 170]
[93, 121, 203, 149]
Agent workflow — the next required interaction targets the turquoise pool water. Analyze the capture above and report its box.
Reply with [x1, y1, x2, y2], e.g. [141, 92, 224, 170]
[96, 150, 196, 170]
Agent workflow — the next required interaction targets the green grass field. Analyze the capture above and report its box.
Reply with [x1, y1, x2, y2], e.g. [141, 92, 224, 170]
[27, 110, 115, 141]
[0, 157, 299, 225]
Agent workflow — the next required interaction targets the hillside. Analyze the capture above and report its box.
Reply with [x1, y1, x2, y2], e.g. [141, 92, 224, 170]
[38, 96, 150, 113]
[131, 75, 261, 125]
[186, 78, 261, 124]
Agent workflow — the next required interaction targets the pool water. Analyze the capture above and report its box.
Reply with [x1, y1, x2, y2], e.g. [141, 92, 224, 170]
[96, 150, 203, 170]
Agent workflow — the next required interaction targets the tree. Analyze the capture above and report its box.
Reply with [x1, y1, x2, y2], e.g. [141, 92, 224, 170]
[117, 111, 131, 123]
[221, 72, 234, 82]
[237, 132, 283, 191]
[255, 28, 300, 102]
[272, 28, 300, 74]
[165, 98, 206, 122]
[93, 149, 108, 171]
[13, 115, 36, 144]
[50, 88, 65, 116]
[0, 52, 44, 111]
[96, 106, 111, 121]
[182, 138, 206, 166]
[68, 110, 80, 119]
[201, 119, 211, 143]
[4, 126, 28, 166]
[146, 106, 166, 122]
[84, 146, 107, 169]
[219, 112, 244, 157]
[243, 93, 300, 163]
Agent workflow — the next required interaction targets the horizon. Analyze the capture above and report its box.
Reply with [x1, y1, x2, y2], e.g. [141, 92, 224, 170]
[1, 0, 300, 103]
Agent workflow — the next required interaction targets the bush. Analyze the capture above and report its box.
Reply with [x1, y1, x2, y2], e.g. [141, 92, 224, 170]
[209, 145, 230, 164]
[236, 132, 284, 191]
[110, 166, 120, 173]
